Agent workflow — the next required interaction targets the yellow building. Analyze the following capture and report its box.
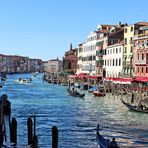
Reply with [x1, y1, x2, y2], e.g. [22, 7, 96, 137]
[123, 22, 148, 77]
[123, 25, 134, 76]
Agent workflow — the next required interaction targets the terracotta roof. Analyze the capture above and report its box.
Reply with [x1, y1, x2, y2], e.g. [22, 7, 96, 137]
[135, 22, 148, 26]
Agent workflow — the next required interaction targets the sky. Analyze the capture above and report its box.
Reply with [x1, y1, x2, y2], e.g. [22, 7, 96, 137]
[0, 0, 148, 61]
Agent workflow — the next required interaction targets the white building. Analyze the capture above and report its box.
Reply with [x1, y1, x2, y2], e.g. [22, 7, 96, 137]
[77, 31, 98, 75]
[104, 43, 124, 77]
[45, 58, 63, 74]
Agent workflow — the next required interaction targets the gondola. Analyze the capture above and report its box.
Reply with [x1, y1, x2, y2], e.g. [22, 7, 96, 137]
[96, 124, 119, 148]
[66, 88, 85, 98]
[121, 98, 148, 113]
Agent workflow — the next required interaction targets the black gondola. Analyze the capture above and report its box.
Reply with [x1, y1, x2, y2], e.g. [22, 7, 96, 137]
[121, 98, 148, 113]
[66, 88, 85, 98]
[96, 124, 119, 148]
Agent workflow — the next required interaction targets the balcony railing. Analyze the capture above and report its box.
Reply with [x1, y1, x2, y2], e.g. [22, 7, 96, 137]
[135, 59, 147, 65]
[133, 33, 148, 40]
[123, 61, 132, 67]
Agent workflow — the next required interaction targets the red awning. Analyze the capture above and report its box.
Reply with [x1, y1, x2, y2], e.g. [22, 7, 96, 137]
[68, 75, 77, 78]
[134, 77, 148, 82]
[87, 75, 102, 79]
[104, 77, 133, 84]
[77, 73, 87, 79]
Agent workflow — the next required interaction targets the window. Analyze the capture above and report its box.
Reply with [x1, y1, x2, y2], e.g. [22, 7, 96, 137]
[142, 67, 144, 73]
[110, 49, 112, 54]
[133, 67, 135, 73]
[116, 48, 118, 53]
[124, 47, 127, 53]
[133, 41, 136, 47]
[119, 58, 121, 66]
[137, 67, 140, 73]
[113, 59, 114, 66]
[116, 59, 118, 66]
[142, 41, 144, 47]
[138, 41, 140, 47]
[130, 46, 133, 52]
[125, 28, 127, 33]
[138, 53, 140, 60]
[146, 67, 148, 73]
[113, 48, 115, 54]
[119, 47, 121, 53]
[131, 27, 133, 32]
[125, 38, 127, 44]
[147, 53, 148, 60]
[142, 53, 144, 60]
[147, 40, 148, 46]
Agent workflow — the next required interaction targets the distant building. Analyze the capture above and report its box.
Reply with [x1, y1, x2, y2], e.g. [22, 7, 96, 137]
[63, 44, 77, 74]
[0, 54, 43, 73]
[46, 58, 63, 74]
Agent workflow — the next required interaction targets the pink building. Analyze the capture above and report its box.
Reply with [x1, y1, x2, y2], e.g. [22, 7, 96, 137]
[133, 26, 148, 77]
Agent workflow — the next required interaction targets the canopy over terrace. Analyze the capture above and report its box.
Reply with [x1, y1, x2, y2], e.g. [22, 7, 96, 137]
[134, 76, 148, 83]
[104, 77, 133, 84]
[68, 73, 102, 80]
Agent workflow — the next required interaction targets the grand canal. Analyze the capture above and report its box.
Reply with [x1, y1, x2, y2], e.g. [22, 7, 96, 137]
[1, 73, 148, 147]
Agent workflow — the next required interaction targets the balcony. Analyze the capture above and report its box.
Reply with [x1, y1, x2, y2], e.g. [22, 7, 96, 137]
[123, 61, 132, 67]
[135, 59, 147, 65]
[133, 33, 148, 40]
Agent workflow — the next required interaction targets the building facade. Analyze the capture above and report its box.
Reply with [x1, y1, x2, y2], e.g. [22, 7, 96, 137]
[46, 58, 63, 74]
[63, 45, 77, 74]
[77, 31, 98, 75]
[104, 43, 124, 77]
[0, 54, 43, 73]
[133, 26, 148, 76]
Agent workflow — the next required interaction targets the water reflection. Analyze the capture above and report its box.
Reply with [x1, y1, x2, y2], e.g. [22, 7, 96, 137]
[1, 73, 148, 147]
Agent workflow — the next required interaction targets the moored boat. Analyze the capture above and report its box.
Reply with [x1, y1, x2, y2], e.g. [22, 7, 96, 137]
[93, 91, 106, 97]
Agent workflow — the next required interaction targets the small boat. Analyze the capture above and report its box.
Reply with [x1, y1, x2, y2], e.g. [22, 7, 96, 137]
[66, 88, 85, 98]
[93, 91, 106, 97]
[96, 124, 119, 148]
[121, 98, 148, 113]
[19, 77, 32, 83]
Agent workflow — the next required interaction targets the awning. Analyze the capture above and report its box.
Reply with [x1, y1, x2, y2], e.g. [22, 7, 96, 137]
[68, 75, 77, 79]
[104, 77, 133, 84]
[87, 75, 102, 79]
[134, 76, 148, 82]
[77, 73, 87, 79]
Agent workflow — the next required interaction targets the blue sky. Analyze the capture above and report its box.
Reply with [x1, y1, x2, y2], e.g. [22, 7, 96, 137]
[0, 0, 148, 61]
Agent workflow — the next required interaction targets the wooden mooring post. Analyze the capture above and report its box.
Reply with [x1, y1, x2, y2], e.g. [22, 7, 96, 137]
[27, 117, 33, 145]
[52, 126, 58, 148]
[10, 117, 17, 146]
[31, 115, 38, 148]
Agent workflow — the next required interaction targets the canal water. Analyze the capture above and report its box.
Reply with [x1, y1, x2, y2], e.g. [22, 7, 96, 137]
[1, 73, 148, 147]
